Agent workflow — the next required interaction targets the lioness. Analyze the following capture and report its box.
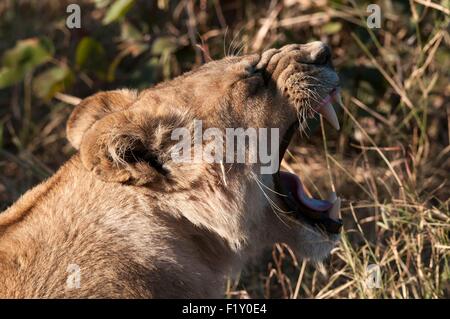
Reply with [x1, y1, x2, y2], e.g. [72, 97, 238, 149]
[0, 42, 342, 298]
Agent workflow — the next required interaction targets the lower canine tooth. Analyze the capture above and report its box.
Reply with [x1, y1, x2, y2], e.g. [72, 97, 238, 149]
[319, 103, 340, 130]
[329, 197, 341, 221]
[336, 91, 343, 106]
[327, 192, 337, 202]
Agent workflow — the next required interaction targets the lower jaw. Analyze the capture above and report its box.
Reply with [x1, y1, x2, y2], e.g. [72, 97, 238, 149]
[273, 171, 342, 235]
[274, 122, 342, 235]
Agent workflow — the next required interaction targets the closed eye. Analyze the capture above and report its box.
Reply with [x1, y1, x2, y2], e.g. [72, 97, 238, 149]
[252, 68, 270, 86]
[244, 72, 265, 95]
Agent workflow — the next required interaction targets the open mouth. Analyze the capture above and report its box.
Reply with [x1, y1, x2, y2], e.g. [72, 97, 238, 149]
[274, 88, 343, 235]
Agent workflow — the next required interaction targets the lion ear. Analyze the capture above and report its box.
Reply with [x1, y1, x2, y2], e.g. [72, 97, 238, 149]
[66, 89, 138, 149]
[78, 106, 190, 186]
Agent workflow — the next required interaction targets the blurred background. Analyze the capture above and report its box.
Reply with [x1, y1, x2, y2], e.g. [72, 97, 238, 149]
[0, 0, 449, 298]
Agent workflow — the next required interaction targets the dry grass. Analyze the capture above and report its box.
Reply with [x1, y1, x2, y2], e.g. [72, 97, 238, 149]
[0, 0, 449, 298]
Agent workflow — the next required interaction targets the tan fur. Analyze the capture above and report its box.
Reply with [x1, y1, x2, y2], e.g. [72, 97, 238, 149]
[0, 42, 339, 298]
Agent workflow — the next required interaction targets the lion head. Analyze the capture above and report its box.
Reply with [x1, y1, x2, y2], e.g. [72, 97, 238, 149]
[66, 41, 342, 262]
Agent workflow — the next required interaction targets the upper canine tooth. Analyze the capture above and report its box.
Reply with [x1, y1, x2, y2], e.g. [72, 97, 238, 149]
[329, 197, 341, 221]
[319, 103, 340, 130]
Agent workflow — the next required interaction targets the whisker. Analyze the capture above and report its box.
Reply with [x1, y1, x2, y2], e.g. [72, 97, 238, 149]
[223, 26, 229, 58]
[228, 27, 244, 57]
[251, 173, 292, 228]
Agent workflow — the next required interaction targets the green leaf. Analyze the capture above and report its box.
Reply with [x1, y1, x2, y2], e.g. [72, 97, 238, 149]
[103, 0, 135, 25]
[0, 67, 24, 89]
[0, 38, 54, 89]
[151, 37, 177, 55]
[75, 37, 107, 78]
[322, 22, 342, 35]
[120, 22, 143, 42]
[157, 0, 169, 10]
[2, 38, 53, 69]
[94, 0, 111, 9]
[107, 51, 127, 82]
[75, 37, 105, 68]
[32, 66, 74, 100]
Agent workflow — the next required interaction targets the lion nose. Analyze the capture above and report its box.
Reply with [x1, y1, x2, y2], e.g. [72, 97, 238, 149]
[307, 41, 332, 65]
[254, 41, 334, 78]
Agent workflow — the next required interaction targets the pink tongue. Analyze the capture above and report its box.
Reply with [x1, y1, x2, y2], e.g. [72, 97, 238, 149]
[318, 88, 337, 108]
[279, 171, 332, 212]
